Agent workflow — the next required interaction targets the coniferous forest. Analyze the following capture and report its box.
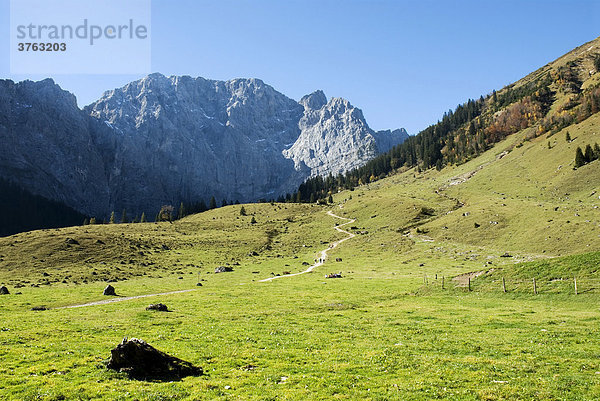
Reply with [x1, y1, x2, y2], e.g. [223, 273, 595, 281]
[0, 177, 87, 237]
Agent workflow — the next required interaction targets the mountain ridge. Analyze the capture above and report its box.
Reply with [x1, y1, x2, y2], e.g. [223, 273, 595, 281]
[0, 74, 408, 221]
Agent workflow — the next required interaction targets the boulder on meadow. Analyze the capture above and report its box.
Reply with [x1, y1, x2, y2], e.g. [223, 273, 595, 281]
[0, 286, 9, 295]
[214, 266, 233, 273]
[103, 285, 116, 296]
[146, 303, 168, 312]
[106, 337, 202, 380]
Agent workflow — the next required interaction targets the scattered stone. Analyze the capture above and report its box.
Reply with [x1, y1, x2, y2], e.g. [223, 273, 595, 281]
[335, 257, 343, 262]
[103, 285, 116, 296]
[65, 237, 80, 245]
[106, 337, 202, 380]
[500, 252, 513, 258]
[325, 273, 342, 279]
[96, 239, 105, 244]
[248, 251, 259, 256]
[214, 266, 233, 273]
[474, 222, 481, 228]
[282, 271, 291, 275]
[0, 286, 9, 295]
[42, 272, 50, 277]
[146, 303, 169, 312]
[30, 306, 48, 311]
[302, 262, 310, 266]
[161, 244, 170, 251]
[196, 282, 203, 286]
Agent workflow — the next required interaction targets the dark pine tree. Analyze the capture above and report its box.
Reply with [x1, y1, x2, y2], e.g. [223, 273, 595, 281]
[584, 144, 594, 163]
[209, 196, 217, 210]
[575, 147, 586, 167]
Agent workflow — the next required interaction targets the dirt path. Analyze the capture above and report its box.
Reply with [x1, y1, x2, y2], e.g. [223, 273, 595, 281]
[259, 211, 355, 282]
[452, 270, 494, 287]
[56, 211, 355, 306]
[55, 289, 196, 309]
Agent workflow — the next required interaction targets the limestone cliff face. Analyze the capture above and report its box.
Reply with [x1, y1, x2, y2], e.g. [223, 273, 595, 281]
[0, 79, 110, 217]
[0, 74, 408, 217]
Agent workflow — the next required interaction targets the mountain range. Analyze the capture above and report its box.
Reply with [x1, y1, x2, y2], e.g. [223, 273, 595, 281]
[0, 74, 407, 220]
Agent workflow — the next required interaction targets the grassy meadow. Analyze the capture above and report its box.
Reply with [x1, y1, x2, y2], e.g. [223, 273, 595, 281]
[1, 106, 600, 400]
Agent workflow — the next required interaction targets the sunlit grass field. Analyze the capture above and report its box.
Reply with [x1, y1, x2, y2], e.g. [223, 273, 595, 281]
[1, 114, 600, 400]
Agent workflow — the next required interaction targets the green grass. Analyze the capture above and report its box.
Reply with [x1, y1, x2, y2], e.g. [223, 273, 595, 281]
[1, 93, 600, 399]
[467, 251, 600, 295]
[2, 274, 600, 400]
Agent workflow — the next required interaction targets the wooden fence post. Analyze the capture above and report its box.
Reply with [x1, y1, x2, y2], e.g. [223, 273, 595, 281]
[533, 278, 537, 295]
[502, 277, 506, 293]
[574, 277, 578, 295]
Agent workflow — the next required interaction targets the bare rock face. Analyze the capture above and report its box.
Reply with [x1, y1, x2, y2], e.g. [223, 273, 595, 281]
[0, 75, 408, 219]
[0, 79, 111, 217]
[372, 128, 409, 153]
[106, 338, 202, 380]
[285, 94, 381, 177]
[285, 91, 408, 177]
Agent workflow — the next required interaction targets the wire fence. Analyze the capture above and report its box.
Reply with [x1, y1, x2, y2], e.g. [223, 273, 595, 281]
[421, 274, 600, 295]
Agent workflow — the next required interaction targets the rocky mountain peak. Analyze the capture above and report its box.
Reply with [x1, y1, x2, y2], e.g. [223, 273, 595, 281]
[0, 74, 408, 219]
[300, 90, 327, 110]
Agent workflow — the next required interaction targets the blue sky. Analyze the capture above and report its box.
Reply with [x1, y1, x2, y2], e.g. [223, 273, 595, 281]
[1, 0, 599, 134]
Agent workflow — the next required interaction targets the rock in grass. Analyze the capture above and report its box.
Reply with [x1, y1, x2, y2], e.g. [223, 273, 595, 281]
[214, 266, 233, 273]
[0, 286, 9, 295]
[106, 338, 202, 380]
[103, 285, 116, 296]
[146, 303, 168, 312]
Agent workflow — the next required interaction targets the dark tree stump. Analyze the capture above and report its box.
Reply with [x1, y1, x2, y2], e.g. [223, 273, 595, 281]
[107, 338, 202, 380]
